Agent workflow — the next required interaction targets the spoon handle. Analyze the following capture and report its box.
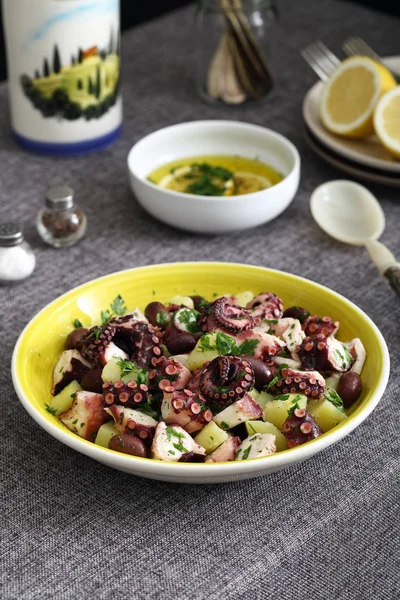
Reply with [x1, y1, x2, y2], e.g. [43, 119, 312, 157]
[384, 264, 400, 300]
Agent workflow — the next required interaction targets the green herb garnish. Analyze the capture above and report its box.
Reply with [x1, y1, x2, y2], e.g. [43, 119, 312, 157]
[181, 163, 234, 196]
[287, 401, 300, 417]
[166, 426, 185, 442]
[265, 375, 278, 390]
[101, 294, 127, 325]
[236, 339, 259, 356]
[45, 404, 57, 416]
[156, 311, 169, 328]
[116, 358, 148, 385]
[175, 308, 201, 334]
[198, 332, 258, 357]
[173, 442, 189, 453]
[242, 446, 252, 460]
[73, 319, 83, 328]
[274, 394, 290, 401]
[220, 421, 230, 430]
[325, 388, 345, 411]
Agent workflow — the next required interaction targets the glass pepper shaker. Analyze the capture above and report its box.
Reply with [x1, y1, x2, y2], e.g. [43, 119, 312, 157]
[0, 222, 36, 284]
[37, 186, 87, 248]
[196, 0, 278, 106]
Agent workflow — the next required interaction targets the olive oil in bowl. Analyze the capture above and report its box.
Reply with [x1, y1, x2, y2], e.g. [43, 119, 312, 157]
[148, 155, 283, 197]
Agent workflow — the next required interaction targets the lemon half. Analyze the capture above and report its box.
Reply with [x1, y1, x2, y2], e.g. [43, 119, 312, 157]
[319, 56, 396, 138]
[374, 86, 400, 158]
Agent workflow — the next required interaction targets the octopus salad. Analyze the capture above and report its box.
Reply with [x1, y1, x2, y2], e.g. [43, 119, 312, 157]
[46, 290, 366, 463]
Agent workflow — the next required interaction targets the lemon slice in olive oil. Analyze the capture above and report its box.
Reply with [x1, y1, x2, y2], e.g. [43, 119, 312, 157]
[149, 156, 282, 197]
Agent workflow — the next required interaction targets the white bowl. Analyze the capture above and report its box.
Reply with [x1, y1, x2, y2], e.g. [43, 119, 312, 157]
[127, 120, 301, 234]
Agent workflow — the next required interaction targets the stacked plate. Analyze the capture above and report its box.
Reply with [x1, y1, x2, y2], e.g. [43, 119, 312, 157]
[302, 56, 400, 187]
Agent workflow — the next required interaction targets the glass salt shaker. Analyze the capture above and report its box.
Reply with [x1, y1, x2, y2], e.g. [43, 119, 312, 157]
[0, 222, 36, 284]
[37, 186, 87, 248]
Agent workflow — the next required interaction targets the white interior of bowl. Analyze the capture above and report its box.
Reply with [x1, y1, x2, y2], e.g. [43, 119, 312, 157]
[128, 120, 298, 183]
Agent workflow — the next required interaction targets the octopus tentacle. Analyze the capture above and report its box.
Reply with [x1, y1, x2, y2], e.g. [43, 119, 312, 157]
[76, 323, 116, 365]
[246, 292, 284, 321]
[304, 315, 339, 338]
[102, 380, 150, 407]
[148, 356, 192, 391]
[161, 388, 213, 434]
[297, 335, 353, 372]
[282, 408, 323, 447]
[270, 367, 325, 399]
[204, 297, 254, 334]
[113, 321, 162, 368]
[199, 356, 255, 404]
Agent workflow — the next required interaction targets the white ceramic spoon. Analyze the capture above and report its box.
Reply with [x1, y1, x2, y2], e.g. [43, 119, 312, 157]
[310, 179, 400, 299]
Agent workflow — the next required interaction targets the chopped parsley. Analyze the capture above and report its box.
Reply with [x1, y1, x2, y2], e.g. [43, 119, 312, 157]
[116, 358, 148, 385]
[166, 426, 185, 442]
[287, 401, 300, 417]
[181, 163, 234, 196]
[72, 419, 78, 425]
[100, 294, 127, 325]
[242, 446, 252, 460]
[325, 388, 345, 411]
[73, 318, 83, 328]
[265, 375, 278, 390]
[92, 326, 102, 341]
[156, 311, 169, 328]
[198, 332, 258, 357]
[173, 442, 189, 453]
[175, 308, 201, 334]
[220, 421, 230, 430]
[274, 394, 290, 401]
[45, 404, 57, 416]
[247, 422, 256, 434]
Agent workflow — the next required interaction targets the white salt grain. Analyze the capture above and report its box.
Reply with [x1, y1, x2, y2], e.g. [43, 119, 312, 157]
[0, 244, 36, 282]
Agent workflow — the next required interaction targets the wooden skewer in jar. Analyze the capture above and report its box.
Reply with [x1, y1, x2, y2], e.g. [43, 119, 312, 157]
[206, 0, 274, 105]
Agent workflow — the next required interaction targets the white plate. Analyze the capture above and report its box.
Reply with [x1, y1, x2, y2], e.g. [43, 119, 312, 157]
[304, 126, 400, 188]
[302, 56, 400, 174]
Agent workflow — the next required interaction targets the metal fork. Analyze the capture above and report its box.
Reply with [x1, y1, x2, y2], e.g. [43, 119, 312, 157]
[343, 36, 400, 78]
[301, 40, 341, 81]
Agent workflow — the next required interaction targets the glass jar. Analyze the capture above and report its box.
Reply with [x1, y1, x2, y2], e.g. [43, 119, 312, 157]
[37, 186, 87, 248]
[196, 0, 278, 106]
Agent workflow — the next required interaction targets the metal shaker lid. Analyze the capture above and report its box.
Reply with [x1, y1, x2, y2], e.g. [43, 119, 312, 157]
[0, 222, 24, 247]
[45, 186, 74, 210]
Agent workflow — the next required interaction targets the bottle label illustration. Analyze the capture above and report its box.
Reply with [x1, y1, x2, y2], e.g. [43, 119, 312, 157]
[20, 33, 120, 121]
[2, 0, 122, 148]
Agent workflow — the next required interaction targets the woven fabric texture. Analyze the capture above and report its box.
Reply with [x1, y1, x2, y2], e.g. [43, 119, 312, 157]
[1, 1, 399, 598]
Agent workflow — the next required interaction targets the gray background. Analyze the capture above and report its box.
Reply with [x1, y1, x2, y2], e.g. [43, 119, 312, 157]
[1, 1, 399, 598]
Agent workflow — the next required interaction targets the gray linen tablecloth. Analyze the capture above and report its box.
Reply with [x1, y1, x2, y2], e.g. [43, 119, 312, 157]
[1, 1, 399, 598]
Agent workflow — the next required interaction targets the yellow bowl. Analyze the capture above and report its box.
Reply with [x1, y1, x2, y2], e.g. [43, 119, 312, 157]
[12, 262, 389, 484]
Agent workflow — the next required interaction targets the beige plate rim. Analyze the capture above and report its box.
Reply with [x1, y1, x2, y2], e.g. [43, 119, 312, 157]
[304, 125, 400, 188]
[302, 56, 400, 174]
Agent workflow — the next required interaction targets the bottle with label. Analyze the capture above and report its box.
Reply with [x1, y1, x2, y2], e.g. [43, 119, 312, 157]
[2, 0, 122, 155]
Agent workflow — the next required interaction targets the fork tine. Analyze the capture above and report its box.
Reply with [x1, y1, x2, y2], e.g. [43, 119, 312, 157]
[343, 36, 381, 62]
[301, 41, 340, 81]
[301, 48, 330, 81]
[343, 36, 400, 79]
[314, 40, 341, 67]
